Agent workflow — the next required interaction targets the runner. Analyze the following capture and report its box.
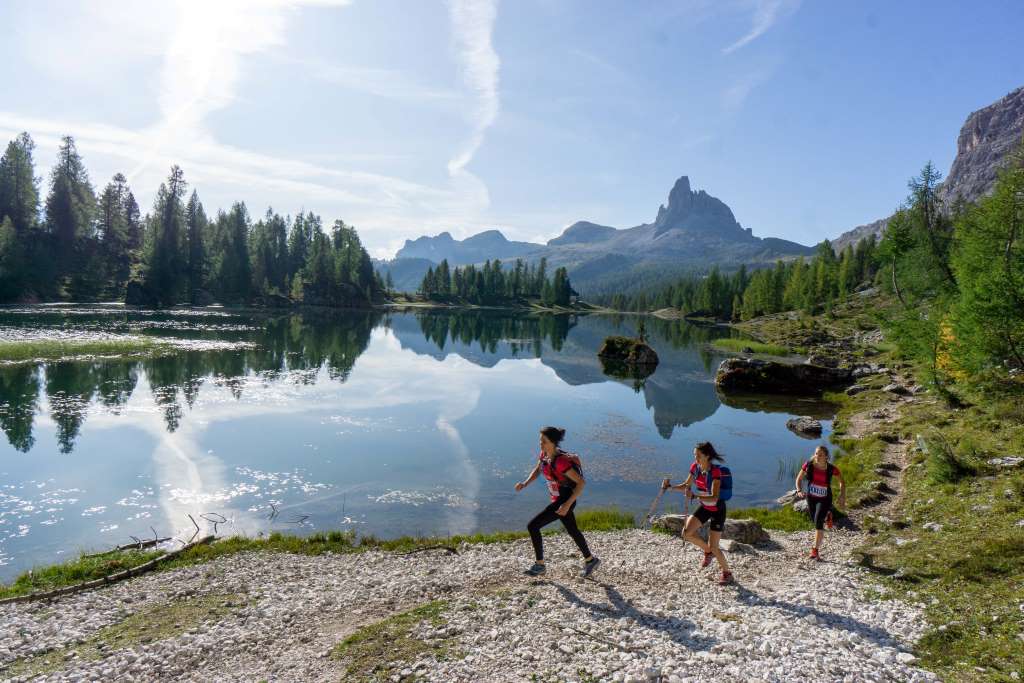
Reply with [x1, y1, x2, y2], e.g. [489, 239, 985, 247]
[514, 426, 600, 578]
[794, 444, 847, 560]
[662, 441, 734, 585]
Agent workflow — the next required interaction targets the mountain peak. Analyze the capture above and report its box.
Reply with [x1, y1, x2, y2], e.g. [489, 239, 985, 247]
[652, 176, 747, 240]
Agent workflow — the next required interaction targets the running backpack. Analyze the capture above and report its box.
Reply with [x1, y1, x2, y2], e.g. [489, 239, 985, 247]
[700, 465, 733, 502]
[549, 451, 584, 487]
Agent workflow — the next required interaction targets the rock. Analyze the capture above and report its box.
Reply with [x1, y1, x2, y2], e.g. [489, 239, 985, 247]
[793, 499, 809, 513]
[714, 358, 852, 394]
[597, 336, 660, 366]
[775, 489, 800, 505]
[786, 416, 823, 438]
[806, 354, 839, 368]
[883, 383, 911, 396]
[650, 516, 769, 544]
[922, 522, 944, 532]
[846, 384, 868, 396]
[988, 456, 1024, 468]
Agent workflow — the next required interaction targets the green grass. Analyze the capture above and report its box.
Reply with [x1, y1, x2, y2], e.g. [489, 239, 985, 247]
[728, 505, 814, 531]
[0, 337, 170, 362]
[4, 592, 243, 678]
[332, 600, 456, 681]
[711, 338, 790, 356]
[0, 507, 636, 600]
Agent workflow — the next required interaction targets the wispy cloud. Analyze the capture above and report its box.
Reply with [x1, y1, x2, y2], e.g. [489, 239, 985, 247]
[132, 0, 352, 180]
[446, 0, 501, 177]
[722, 0, 798, 55]
[282, 56, 460, 102]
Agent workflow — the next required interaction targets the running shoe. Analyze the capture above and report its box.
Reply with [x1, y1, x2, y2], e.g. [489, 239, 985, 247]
[809, 547, 820, 561]
[700, 552, 714, 568]
[718, 571, 734, 585]
[581, 557, 601, 578]
[524, 562, 546, 577]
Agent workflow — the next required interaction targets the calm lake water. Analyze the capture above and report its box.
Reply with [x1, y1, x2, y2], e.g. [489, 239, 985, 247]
[0, 306, 834, 580]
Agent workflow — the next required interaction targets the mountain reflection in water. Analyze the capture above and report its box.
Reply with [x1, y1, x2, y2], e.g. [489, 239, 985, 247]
[0, 306, 834, 580]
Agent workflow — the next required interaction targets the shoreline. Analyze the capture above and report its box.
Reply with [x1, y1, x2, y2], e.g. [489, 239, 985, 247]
[0, 527, 935, 682]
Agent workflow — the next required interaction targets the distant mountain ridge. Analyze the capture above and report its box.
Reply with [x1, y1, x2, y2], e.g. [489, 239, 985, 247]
[833, 85, 1024, 253]
[379, 175, 815, 294]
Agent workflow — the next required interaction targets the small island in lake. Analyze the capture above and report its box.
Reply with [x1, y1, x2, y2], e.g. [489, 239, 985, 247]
[597, 335, 660, 368]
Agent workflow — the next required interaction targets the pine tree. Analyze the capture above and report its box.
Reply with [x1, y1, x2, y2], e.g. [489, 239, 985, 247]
[96, 173, 132, 296]
[143, 166, 188, 305]
[0, 132, 40, 235]
[185, 191, 208, 302]
[45, 136, 96, 292]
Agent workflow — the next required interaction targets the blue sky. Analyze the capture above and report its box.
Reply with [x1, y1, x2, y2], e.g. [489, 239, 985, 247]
[0, 0, 1020, 257]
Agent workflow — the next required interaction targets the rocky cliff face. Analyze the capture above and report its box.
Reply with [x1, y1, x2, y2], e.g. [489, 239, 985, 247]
[652, 176, 751, 240]
[942, 85, 1024, 205]
[833, 85, 1024, 252]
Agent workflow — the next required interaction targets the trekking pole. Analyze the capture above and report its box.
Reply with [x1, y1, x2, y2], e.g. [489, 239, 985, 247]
[644, 482, 668, 529]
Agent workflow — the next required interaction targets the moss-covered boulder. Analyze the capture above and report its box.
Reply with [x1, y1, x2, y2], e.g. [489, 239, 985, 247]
[714, 357, 851, 394]
[597, 336, 659, 367]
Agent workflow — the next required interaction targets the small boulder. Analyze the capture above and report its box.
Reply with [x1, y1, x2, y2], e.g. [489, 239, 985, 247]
[846, 384, 868, 396]
[793, 498, 809, 513]
[776, 489, 800, 505]
[883, 383, 911, 396]
[988, 456, 1024, 469]
[786, 416, 823, 438]
[922, 522, 944, 532]
[651, 516, 769, 544]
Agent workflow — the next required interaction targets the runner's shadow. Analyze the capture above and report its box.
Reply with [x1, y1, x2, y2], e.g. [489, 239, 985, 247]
[733, 585, 902, 649]
[548, 581, 715, 651]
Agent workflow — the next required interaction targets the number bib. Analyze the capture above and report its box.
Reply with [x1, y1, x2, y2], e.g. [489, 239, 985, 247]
[809, 483, 828, 497]
[547, 480, 561, 498]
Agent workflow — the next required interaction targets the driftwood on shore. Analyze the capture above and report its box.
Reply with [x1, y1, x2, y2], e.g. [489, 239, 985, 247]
[0, 535, 215, 606]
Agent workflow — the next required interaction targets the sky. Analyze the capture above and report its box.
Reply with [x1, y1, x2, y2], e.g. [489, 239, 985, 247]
[0, 0, 1021, 258]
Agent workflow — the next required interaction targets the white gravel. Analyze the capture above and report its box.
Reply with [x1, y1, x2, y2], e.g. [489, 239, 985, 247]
[0, 528, 936, 682]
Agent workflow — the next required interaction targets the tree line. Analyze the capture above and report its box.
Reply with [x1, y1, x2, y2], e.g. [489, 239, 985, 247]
[0, 132, 383, 307]
[876, 150, 1024, 388]
[596, 236, 879, 321]
[418, 257, 576, 307]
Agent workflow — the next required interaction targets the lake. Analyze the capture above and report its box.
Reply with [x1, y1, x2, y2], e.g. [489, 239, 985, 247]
[0, 305, 834, 581]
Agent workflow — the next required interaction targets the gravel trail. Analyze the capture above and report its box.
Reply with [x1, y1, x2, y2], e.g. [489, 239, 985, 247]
[0, 525, 936, 683]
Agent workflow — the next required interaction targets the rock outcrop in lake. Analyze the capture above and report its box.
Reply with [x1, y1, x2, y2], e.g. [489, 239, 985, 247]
[714, 358, 852, 394]
[597, 336, 660, 366]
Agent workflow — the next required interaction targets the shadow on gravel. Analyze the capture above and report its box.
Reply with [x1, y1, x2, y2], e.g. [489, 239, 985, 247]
[733, 585, 901, 648]
[549, 581, 714, 652]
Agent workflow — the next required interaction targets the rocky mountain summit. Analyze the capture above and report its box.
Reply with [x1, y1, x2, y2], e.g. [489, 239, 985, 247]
[833, 85, 1024, 253]
[942, 85, 1024, 204]
[379, 176, 814, 294]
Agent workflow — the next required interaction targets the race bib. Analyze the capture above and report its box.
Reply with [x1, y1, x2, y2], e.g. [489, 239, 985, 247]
[547, 480, 561, 498]
[809, 483, 828, 497]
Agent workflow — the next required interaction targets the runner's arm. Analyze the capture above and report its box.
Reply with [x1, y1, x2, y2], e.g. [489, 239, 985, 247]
[516, 462, 542, 490]
[557, 468, 585, 513]
[794, 468, 806, 497]
[834, 470, 847, 506]
[663, 474, 694, 493]
[695, 478, 720, 502]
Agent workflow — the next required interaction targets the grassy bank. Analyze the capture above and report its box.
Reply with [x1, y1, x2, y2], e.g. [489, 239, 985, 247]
[0, 507, 635, 601]
[731, 295, 1024, 682]
[0, 337, 171, 363]
[711, 338, 791, 357]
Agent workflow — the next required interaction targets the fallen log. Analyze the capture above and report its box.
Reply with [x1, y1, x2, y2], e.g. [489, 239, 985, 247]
[0, 535, 215, 606]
